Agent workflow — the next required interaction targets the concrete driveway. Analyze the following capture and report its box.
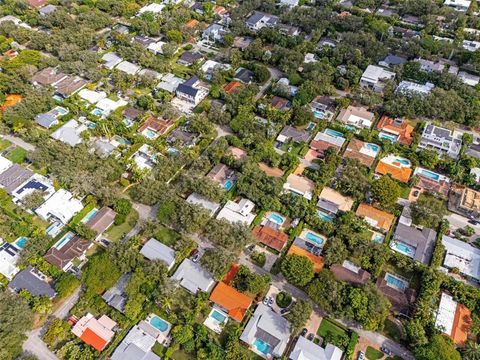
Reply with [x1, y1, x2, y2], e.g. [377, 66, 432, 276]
[445, 213, 480, 242]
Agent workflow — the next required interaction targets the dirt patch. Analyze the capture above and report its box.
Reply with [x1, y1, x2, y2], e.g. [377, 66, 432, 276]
[259, 162, 284, 177]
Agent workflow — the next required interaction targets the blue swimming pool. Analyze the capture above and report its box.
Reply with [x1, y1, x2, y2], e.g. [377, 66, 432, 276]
[269, 213, 285, 225]
[420, 169, 440, 181]
[14, 237, 27, 249]
[372, 233, 384, 244]
[92, 108, 103, 116]
[55, 106, 68, 116]
[313, 110, 326, 119]
[306, 122, 316, 131]
[305, 232, 324, 246]
[87, 121, 97, 129]
[254, 338, 271, 355]
[379, 132, 398, 142]
[150, 315, 169, 332]
[145, 129, 157, 139]
[115, 136, 131, 145]
[365, 143, 380, 152]
[55, 232, 74, 250]
[324, 129, 344, 138]
[386, 274, 406, 290]
[83, 208, 98, 223]
[317, 210, 333, 222]
[391, 241, 415, 256]
[396, 158, 411, 166]
[224, 179, 234, 190]
[211, 310, 227, 323]
[46, 222, 63, 237]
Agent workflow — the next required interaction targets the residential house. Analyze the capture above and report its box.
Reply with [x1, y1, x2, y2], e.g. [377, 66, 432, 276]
[201, 60, 229, 80]
[288, 234, 325, 272]
[138, 116, 174, 139]
[317, 187, 354, 216]
[39, 4, 56, 16]
[344, 138, 380, 167]
[391, 223, 436, 264]
[50, 119, 87, 147]
[207, 164, 236, 189]
[376, 116, 414, 145]
[0, 164, 33, 195]
[111, 321, 161, 360]
[132, 35, 156, 48]
[226, 146, 247, 161]
[458, 71, 480, 87]
[223, 81, 242, 94]
[78, 89, 107, 104]
[137, 3, 165, 15]
[186, 193, 221, 216]
[279, 0, 299, 8]
[209, 282, 252, 322]
[202, 24, 226, 42]
[463, 40, 480, 52]
[442, 235, 480, 282]
[131, 144, 157, 171]
[217, 198, 256, 225]
[336, 105, 374, 129]
[435, 292, 472, 346]
[35, 113, 58, 129]
[359, 65, 395, 93]
[140, 238, 176, 270]
[123, 107, 143, 124]
[310, 96, 337, 121]
[84, 207, 116, 240]
[444, 0, 471, 11]
[0, 15, 31, 29]
[9, 266, 56, 298]
[234, 68, 254, 84]
[44, 234, 91, 271]
[36, 189, 83, 224]
[418, 122, 462, 159]
[317, 37, 338, 49]
[283, 174, 315, 200]
[27, 0, 48, 8]
[177, 51, 202, 66]
[309, 129, 346, 158]
[94, 98, 128, 117]
[395, 80, 434, 96]
[269, 96, 291, 111]
[116, 61, 140, 75]
[330, 260, 371, 286]
[167, 127, 198, 148]
[0, 155, 12, 174]
[157, 73, 184, 93]
[253, 224, 289, 252]
[245, 11, 279, 31]
[147, 41, 167, 55]
[356, 204, 395, 233]
[31, 66, 68, 87]
[31, 67, 87, 98]
[378, 54, 407, 68]
[102, 52, 123, 69]
[233, 36, 254, 50]
[276, 78, 298, 97]
[102, 273, 131, 314]
[171, 259, 215, 294]
[72, 314, 117, 352]
[276, 125, 310, 146]
[375, 154, 412, 183]
[412, 167, 450, 197]
[11, 173, 55, 205]
[176, 76, 209, 106]
[240, 303, 291, 358]
[415, 58, 445, 73]
[376, 272, 417, 314]
[0, 241, 21, 279]
[277, 24, 301, 36]
[449, 185, 480, 218]
[289, 336, 343, 360]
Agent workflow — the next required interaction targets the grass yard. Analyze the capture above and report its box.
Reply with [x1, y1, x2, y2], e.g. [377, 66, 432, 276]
[6, 147, 27, 164]
[382, 319, 403, 342]
[366, 346, 384, 360]
[155, 225, 180, 247]
[0, 138, 11, 151]
[106, 209, 139, 241]
[317, 318, 348, 338]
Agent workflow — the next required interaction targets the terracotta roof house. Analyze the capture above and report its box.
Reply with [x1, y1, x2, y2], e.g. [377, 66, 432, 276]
[27, 0, 48, 7]
[44, 235, 91, 271]
[330, 260, 371, 286]
[223, 81, 242, 94]
[226, 146, 247, 160]
[356, 204, 395, 233]
[391, 223, 436, 264]
[435, 292, 472, 347]
[375, 154, 412, 183]
[138, 116, 174, 139]
[209, 282, 252, 322]
[85, 207, 116, 240]
[412, 167, 451, 197]
[72, 314, 117, 352]
[31, 67, 67, 86]
[317, 187, 354, 215]
[309, 129, 346, 158]
[269, 96, 291, 111]
[344, 138, 380, 167]
[253, 224, 289, 252]
[376, 116, 414, 146]
[287, 240, 324, 273]
[376, 272, 417, 315]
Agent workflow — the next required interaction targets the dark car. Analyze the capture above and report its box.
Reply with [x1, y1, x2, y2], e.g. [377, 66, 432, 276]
[468, 219, 478, 225]
[300, 328, 308, 337]
[307, 333, 315, 341]
[190, 248, 199, 257]
[100, 238, 111, 247]
[381, 347, 393, 356]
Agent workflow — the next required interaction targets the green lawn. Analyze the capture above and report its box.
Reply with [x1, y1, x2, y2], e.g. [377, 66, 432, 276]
[0, 138, 11, 151]
[106, 209, 139, 241]
[366, 346, 384, 360]
[6, 147, 27, 164]
[317, 318, 348, 338]
[155, 226, 180, 247]
[382, 319, 403, 342]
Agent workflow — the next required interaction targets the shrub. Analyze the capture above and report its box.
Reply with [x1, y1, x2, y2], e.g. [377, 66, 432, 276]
[276, 291, 292, 308]
[250, 251, 266, 267]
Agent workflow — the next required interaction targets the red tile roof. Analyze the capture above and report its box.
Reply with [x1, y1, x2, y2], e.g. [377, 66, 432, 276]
[209, 282, 252, 322]
[376, 115, 414, 146]
[80, 327, 108, 352]
[252, 225, 288, 251]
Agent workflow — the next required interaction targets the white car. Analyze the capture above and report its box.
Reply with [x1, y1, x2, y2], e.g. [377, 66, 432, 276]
[358, 352, 365, 360]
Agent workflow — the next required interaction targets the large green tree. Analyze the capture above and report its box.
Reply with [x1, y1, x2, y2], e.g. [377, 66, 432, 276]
[281, 254, 314, 287]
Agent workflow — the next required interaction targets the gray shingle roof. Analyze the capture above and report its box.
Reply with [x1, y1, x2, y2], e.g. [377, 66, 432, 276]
[0, 164, 34, 194]
[393, 223, 436, 264]
[140, 238, 176, 269]
[9, 266, 56, 298]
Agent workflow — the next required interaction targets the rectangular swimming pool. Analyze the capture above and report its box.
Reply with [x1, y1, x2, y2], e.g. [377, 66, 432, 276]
[211, 310, 227, 323]
[254, 338, 271, 355]
[385, 273, 407, 291]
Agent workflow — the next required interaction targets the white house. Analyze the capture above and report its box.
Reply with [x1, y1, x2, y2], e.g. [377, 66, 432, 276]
[137, 3, 165, 16]
[35, 189, 84, 224]
[444, 0, 471, 11]
[50, 119, 87, 147]
[216, 198, 256, 225]
[360, 65, 395, 93]
[175, 76, 209, 106]
[202, 24, 226, 42]
[395, 81, 435, 96]
[289, 336, 343, 360]
[442, 235, 480, 282]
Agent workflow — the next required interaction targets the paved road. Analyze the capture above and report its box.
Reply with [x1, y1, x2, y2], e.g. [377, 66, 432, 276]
[23, 288, 81, 360]
[255, 67, 283, 101]
[445, 212, 480, 241]
[1, 134, 36, 152]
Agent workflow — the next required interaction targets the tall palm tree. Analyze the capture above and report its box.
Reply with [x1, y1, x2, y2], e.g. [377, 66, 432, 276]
[463, 341, 480, 360]
[160, 296, 172, 312]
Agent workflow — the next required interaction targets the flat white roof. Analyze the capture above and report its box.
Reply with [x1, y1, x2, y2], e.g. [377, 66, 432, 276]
[0, 155, 12, 174]
[78, 89, 107, 104]
[435, 292, 457, 336]
[35, 189, 84, 224]
[442, 235, 480, 280]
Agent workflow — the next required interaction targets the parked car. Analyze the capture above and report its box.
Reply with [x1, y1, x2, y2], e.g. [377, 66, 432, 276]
[307, 333, 315, 341]
[191, 253, 200, 263]
[381, 347, 393, 356]
[358, 352, 365, 360]
[263, 297, 270, 305]
[100, 238, 110, 247]
[268, 297, 274, 307]
[300, 328, 308, 337]
[190, 248, 199, 257]
[280, 308, 290, 315]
